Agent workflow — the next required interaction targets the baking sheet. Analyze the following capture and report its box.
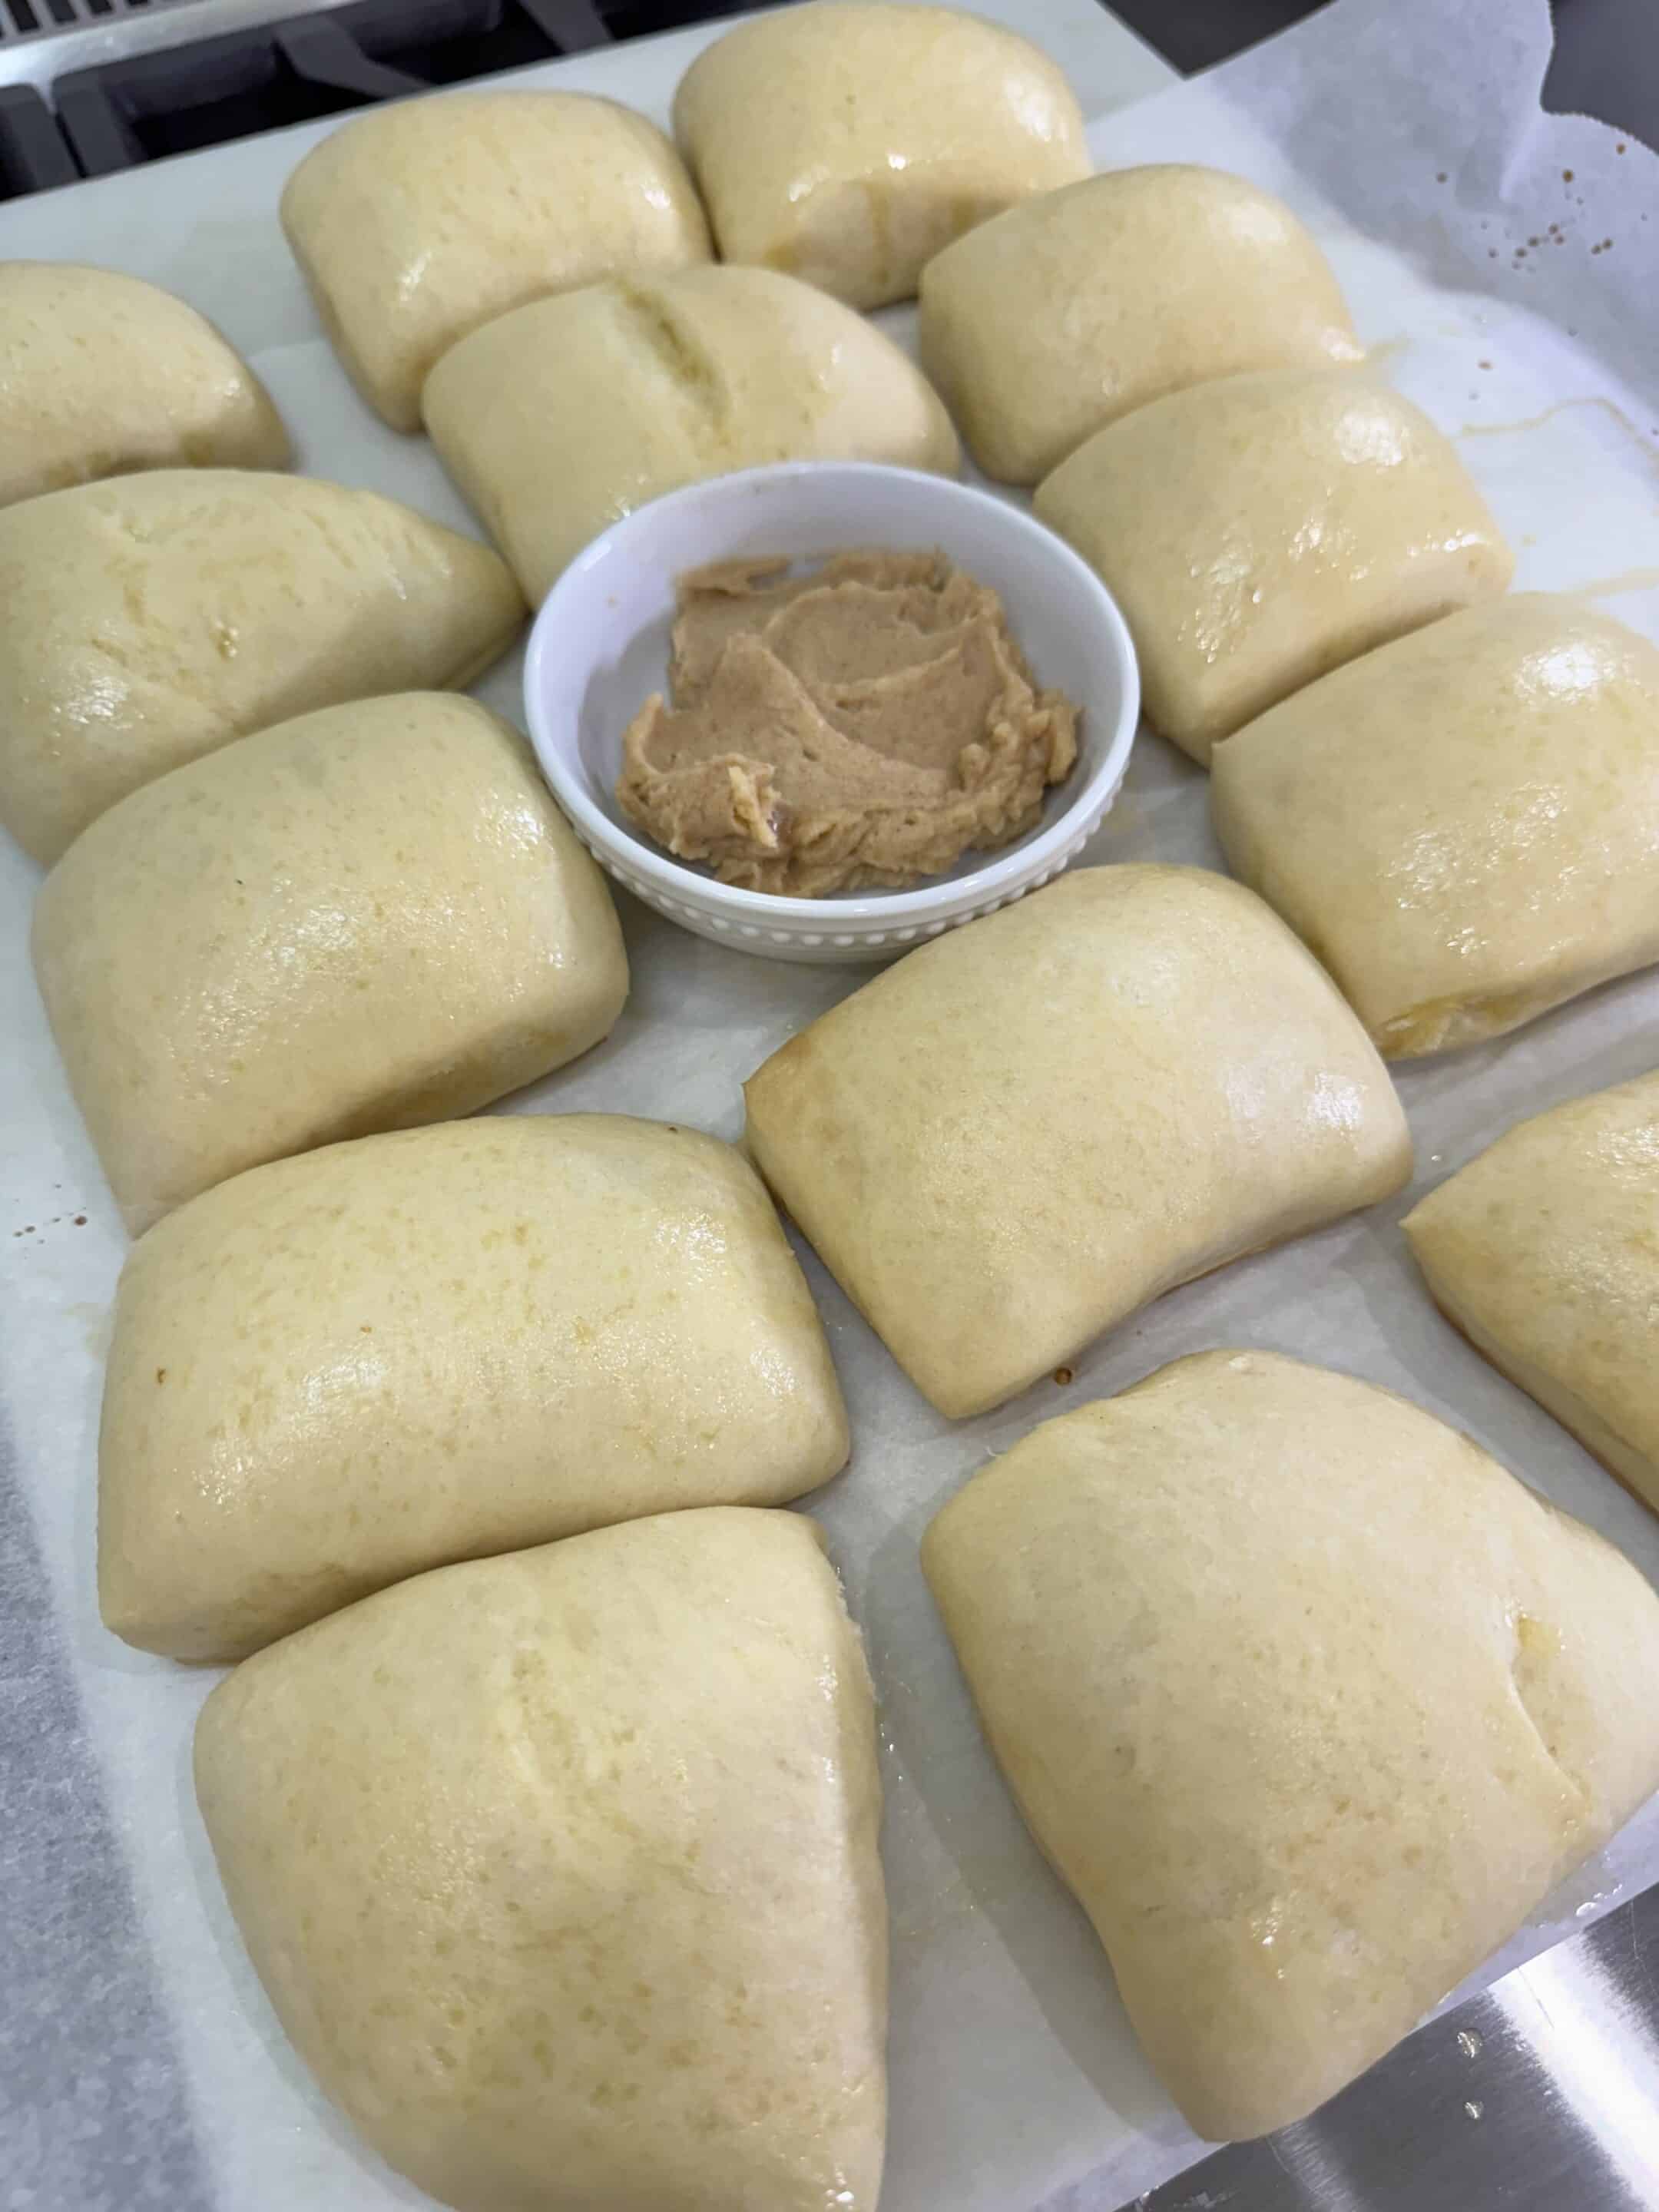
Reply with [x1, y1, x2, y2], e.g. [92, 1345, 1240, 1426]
[3, 1, 1659, 2207]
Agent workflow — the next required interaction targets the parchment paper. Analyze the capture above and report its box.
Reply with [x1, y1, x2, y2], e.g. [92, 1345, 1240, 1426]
[3, 2, 1659, 2207]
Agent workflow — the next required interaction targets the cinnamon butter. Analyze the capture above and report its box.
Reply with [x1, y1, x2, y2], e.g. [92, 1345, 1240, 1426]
[615, 549, 1079, 897]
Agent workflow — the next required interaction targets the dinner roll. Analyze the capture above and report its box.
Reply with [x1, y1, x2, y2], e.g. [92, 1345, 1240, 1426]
[1035, 369, 1512, 761]
[743, 866, 1410, 1418]
[919, 164, 1360, 483]
[422, 265, 959, 601]
[100, 1118, 848, 1660]
[0, 260, 289, 509]
[0, 470, 524, 864]
[282, 91, 711, 431]
[925, 1349, 1659, 2139]
[673, 2, 1088, 312]
[33, 694, 625, 1233]
[1405, 1072, 1659, 1515]
[1210, 596, 1659, 1056]
[195, 1509, 886, 2210]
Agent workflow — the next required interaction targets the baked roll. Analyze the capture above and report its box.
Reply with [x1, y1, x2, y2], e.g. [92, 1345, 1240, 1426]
[99, 1118, 846, 1660]
[0, 260, 288, 508]
[282, 91, 710, 431]
[423, 265, 959, 602]
[1035, 369, 1511, 761]
[674, 2, 1088, 311]
[1405, 1071, 1659, 1515]
[33, 694, 624, 1232]
[0, 470, 523, 863]
[1210, 596, 1659, 1055]
[919, 165, 1359, 483]
[743, 865, 1410, 1417]
[196, 1509, 886, 2209]
[925, 1349, 1659, 2138]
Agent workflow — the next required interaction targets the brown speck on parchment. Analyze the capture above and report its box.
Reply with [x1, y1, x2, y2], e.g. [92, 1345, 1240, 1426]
[155, 1368, 167, 1385]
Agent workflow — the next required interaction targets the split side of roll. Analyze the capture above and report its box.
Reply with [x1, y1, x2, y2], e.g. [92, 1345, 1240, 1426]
[422, 265, 959, 603]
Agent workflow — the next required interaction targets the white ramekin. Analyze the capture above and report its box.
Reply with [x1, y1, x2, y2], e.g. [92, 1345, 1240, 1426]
[523, 462, 1139, 965]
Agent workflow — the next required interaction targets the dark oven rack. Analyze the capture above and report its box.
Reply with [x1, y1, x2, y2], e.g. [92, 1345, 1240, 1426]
[0, 0, 756, 194]
[0, 81, 77, 196]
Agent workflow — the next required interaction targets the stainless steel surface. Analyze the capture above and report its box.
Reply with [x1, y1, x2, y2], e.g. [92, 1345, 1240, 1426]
[0, 0, 356, 91]
[1119, 1883, 1659, 2211]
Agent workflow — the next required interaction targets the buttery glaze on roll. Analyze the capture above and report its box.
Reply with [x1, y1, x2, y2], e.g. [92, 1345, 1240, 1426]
[1210, 595, 1659, 1055]
[0, 260, 289, 509]
[743, 866, 1410, 1417]
[98, 1118, 848, 1660]
[195, 1509, 887, 2210]
[33, 694, 624, 1232]
[1405, 1071, 1659, 1515]
[919, 165, 1360, 484]
[0, 469, 524, 863]
[673, 2, 1088, 312]
[422, 265, 959, 602]
[282, 91, 711, 430]
[924, 1349, 1659, 2140]
[1035, 369, 1512, 761]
